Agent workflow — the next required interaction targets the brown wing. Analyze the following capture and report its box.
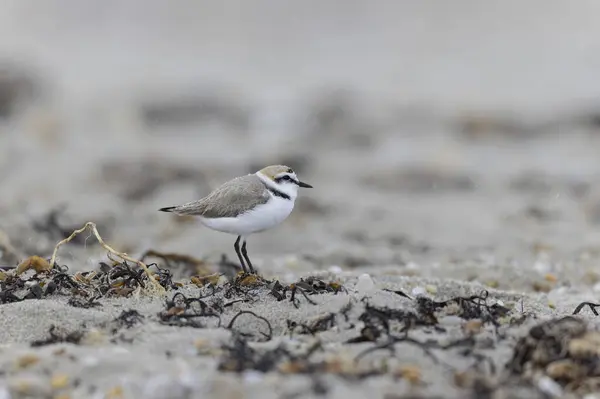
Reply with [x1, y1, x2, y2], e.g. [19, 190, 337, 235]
[168, 174, 270, 218]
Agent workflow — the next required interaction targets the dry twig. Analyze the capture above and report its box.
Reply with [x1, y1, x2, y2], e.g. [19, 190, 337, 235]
[48, 222, 165, 294]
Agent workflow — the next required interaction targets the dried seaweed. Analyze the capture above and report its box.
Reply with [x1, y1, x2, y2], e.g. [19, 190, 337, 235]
[287, 313, 337, 336]
[415, 290, 510, 326]
[113, 310, 144, 329]
[227, 310, 273, 342]
[158, 292, 221, 328]
[31, 325, 85, 347]
[505, 316, 600, 395]
[67, 296, 102, 309]
[572, 302, 600, 316]
[270, 276, 345, 308]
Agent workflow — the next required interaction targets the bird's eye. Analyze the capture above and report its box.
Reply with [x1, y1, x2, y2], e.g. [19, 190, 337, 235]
[283, 175, 291, 181]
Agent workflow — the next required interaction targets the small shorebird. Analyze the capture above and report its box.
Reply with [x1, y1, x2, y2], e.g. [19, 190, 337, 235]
[159, 165, 312, 274]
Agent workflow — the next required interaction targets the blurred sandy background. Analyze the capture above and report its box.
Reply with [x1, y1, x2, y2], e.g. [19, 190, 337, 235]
[2, 0, 600, 289]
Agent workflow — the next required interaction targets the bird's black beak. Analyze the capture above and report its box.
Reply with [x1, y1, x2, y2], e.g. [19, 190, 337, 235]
[298, 181, 313, 188]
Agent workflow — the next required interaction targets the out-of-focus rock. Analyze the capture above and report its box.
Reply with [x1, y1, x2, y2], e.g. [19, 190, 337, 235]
[0, 62, 44, 120]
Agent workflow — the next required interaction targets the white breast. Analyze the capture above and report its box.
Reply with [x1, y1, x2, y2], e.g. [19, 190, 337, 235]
[198, 196, 295, 236]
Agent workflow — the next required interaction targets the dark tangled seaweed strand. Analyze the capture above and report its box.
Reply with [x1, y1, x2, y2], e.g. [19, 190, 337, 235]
[158, 292, 221, 328]
[218, 335, 324, 374]
[287, 313, 337, 336]
[218, 335, 380, 380]
[415, 290, 510, 326]
[30, 324, 85, 347]
[146, 262, 178, 291]
[506, 316, 587, 375]
[0, 263, 83, 304]
[227, 310, 273, 342]
[347, 302, 425, 344]
[218, 334, 289, 373]
[221, 272, 272, 300]
[572, 302, 600, 316]
[67, 295, 102, 309]
[270, 277, 346, 309]
[502, 316, 600, 396]
[114, 309, 144, 329]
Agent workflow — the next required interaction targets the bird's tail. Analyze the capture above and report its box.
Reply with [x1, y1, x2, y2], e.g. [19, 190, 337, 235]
[159, 206, 176, 213]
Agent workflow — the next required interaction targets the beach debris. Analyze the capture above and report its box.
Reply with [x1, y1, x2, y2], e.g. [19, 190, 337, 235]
[48, 222, 164, 293]
[50, 374, 70, 390]
[573, 301, 600, 316]
[15, 255, 51, 275]
[30, 325, 85, 347]
[226, 310, 273, 342]
[506, 316, 600, 395]
[287, 313, 338, 336]
[15, 354, 41, 369]
[158, 292, 221, 328]
[113, 309, 144, 329]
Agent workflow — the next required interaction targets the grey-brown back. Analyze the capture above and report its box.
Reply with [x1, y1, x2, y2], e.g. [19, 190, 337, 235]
[167, 174, 270, 218]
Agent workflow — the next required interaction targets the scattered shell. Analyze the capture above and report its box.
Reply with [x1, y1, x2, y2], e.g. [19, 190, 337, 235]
[15, 354, 40, 369]
[569, 332, 600, 359]
[485, 280, 499, 289]
[546, 360, 585, 380]
[463, 320, 483, 335]
[536, 376, 563, 398]
[50, 374, 69, 390]
[425, 284, 438, 294]
[395, 365, 422, 385]
[106, 386, 125, 399]
[532, 281, 552, 293]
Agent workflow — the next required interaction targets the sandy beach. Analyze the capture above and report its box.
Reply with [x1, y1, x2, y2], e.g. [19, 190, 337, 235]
[2, 2, 600, 398]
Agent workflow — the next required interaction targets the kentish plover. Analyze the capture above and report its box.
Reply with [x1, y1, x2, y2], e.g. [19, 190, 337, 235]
[159, 165, 312, 274]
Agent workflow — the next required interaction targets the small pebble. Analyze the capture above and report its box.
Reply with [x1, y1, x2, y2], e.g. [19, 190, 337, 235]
[533, 260, 551, 274]
[536, 376, 563, 398]
[411, 286, 426, 297]
[51, 374, 69, 390]
[355, 273, 374, 295]
[243, 371, 264, 384]
[328, 265, 342, 274]
[425, 285, 437, 294]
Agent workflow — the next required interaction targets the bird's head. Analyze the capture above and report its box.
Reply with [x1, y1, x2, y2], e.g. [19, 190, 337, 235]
[256, 164, 312, 199]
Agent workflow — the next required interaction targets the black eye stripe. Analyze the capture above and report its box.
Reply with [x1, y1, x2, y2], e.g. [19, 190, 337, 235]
[275, 175, 297, 184]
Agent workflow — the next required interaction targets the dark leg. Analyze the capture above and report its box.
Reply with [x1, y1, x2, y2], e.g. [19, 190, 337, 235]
[234, 236, 247, 273]
[241, 238, 255, 274]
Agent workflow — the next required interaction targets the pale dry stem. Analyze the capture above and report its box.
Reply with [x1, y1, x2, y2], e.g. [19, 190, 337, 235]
[49, 222, 165, 294]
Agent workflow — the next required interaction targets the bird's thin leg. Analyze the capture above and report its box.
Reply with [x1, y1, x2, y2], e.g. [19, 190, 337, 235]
[234, 236, 247, 273]
[241, 238, 255, 274]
